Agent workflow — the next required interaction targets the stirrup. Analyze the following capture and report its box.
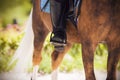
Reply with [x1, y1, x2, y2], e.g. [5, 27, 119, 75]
[50, 32, 66, 52]
[54, 46, 65, 52]
[50, 32, 67, 47]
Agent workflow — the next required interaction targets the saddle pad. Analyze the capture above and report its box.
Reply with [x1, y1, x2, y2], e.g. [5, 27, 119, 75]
[41, 0, 50, 13]
[40, 0, 80, 13]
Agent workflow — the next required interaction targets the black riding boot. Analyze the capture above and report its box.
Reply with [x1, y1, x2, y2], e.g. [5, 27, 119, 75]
[50, 0, 67, 46]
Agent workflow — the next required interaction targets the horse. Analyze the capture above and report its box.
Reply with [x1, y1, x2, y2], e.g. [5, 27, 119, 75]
[32, 0, 120, 80]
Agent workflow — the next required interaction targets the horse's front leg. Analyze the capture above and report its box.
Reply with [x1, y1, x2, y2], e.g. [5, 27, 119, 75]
[82, 41, 97, 80]
[51, 43, 72, 80]
[32, 65, 39, 80]
[31, 22, 49, 80]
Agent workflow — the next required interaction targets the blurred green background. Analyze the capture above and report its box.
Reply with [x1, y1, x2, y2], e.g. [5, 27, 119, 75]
[0, 0, 32, 27]
[0, 0, 119, 74]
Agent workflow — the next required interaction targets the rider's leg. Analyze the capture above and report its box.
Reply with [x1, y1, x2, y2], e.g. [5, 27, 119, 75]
[50, 0, 67, 46]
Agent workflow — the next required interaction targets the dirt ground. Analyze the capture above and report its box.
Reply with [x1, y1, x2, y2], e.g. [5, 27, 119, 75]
[0, 70, 120, 80]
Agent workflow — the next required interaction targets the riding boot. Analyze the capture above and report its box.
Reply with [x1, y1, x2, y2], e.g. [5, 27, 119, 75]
[50, 0, 67, 46]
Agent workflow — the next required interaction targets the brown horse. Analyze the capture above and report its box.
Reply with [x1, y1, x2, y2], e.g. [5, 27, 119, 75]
[32, 0, 120, 80]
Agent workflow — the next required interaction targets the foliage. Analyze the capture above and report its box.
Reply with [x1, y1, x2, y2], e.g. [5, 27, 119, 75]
[0, 53, 17, 73]
[0, 0, 32, 11]
[0, 0, 32, 27]
[0, 28, 24, 72]
[94, 44, 108, 70]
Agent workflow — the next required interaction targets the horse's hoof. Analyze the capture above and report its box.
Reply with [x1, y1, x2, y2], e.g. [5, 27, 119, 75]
[31, 77, 34, 80]
[31, 75, 37, 80]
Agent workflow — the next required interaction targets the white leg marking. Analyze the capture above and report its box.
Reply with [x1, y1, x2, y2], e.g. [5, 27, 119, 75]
[51, 69, 58, 80]
[31, 65, 39, 80]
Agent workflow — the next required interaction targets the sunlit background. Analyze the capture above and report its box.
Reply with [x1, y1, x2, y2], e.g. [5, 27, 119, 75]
[0, 0, 32, 73]
[0, 0, 120, 80]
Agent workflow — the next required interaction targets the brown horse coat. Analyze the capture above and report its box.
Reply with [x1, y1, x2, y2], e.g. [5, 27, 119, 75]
[32, 0, 120, 80]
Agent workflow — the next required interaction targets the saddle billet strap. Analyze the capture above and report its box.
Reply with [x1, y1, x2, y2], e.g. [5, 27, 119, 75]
[65, 0, 82, 30]
[73, 0, 82, 30]
[76, 0, 82, 19]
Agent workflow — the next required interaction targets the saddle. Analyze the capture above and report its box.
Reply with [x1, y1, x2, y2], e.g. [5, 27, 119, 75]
[41, 0, 82, 29]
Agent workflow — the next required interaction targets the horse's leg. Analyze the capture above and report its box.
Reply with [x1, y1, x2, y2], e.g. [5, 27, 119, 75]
[106, 45, 120, 80]
[32, 65, 39, 80]
[31, 21, 49, 80]
[82, 41, 97, 80]
[51, 43, 72, 80]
